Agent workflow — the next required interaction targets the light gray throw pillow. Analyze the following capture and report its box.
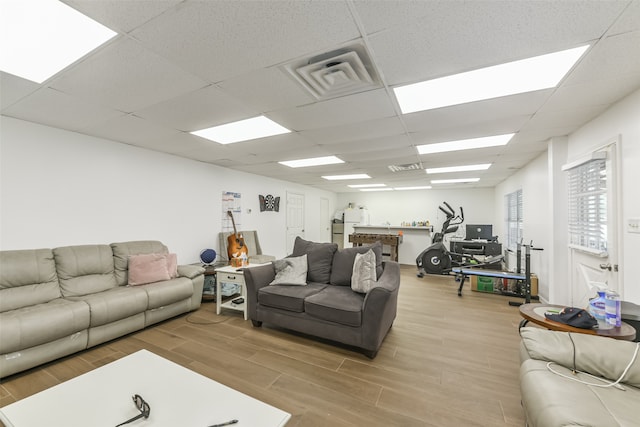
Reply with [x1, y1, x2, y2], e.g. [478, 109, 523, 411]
[270, 254, 308, 286]
[351, 249, 377, 293]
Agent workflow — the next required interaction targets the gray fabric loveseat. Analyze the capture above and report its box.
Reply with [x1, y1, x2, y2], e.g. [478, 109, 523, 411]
[0, 240, 204, 378]
[243, 237, 400, 358]
[519, 327, 640, 427]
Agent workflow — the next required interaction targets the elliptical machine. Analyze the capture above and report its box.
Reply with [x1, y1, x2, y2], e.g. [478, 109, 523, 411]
[416, 202, 464, 277]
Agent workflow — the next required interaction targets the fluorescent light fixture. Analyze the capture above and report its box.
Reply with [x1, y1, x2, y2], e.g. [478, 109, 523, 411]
[279, 156, 344, 168]
[191, 116, 291, 144]
[360, 188, 394, 192]
[348, 184, 386, 188]
[394, 45, 589, 114]
[426, 163, 491, 174]
[0, 0, 117, 83]
[322, 174, 371, 181]
[394, 186, 432, 190]
[431, 178, 480, 184]
[417, 134, 513, 155]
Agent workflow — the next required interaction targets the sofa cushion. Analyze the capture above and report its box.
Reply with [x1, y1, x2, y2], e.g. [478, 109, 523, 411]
[110, 241, 169, 286]
[139, 277, 194, 309]
[351, 249, 377, 294]
[258, 283, 327, 312]
[270, 255, 308, 285]
[0, 248, 61, 312]
[128, 253, 171, 286]
[54, 245, 117, 297]
[304, 286, 365, 327]
[330, 241, 383, 286]
[520, 357, 640, 427]
[0, 298, 90, 354]
[292, 237, 338, 284]
[68, 286, 148, 327]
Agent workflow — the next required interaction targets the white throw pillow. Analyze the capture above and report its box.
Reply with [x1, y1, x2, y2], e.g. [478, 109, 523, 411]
[351, 249, 377, 293]
[270, 254, 308, 285]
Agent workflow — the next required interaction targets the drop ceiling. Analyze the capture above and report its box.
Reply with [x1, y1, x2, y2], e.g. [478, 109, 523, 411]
[1, 0, 639, 193]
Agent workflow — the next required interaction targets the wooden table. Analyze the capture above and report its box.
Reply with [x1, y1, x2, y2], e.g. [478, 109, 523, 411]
[519, 303, 636, 341]
[349, 233, 402, 261]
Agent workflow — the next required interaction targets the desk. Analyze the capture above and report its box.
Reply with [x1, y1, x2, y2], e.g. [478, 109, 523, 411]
[0, 350, 290, 427]
[450, 239, 502, 270]
[519, 303, 636, 341]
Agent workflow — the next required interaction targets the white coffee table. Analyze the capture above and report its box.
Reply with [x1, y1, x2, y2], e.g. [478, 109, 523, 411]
[0, 350, 290, 427]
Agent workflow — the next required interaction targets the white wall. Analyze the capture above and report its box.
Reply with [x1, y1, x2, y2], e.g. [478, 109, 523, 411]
[567, 89, 640, 305]
[494, 88, 640, 306]
[0, 117, 337, 263]
[494, 151, 550, 301]
[337, 187, 495, 235]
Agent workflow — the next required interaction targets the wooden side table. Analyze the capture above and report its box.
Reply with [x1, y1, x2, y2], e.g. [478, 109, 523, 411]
[519, 303, 636, 341]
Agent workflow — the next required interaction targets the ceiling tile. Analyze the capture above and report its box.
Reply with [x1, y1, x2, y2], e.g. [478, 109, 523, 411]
[0, 72, 40, 110]
[2, 87, 123, 131]
[131, 0, 360, 82]
[135, 85, 258, 132]
[50, 38, 207, 111]
[363, 0, 629, 86]
[218, 67, 315, 113]
[62, 0, 181, 33]
[269, 89, 397, 131]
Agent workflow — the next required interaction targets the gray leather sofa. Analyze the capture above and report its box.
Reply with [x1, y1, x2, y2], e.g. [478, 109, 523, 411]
[0, 241, 204, 378]
[243, 237, 400, 358]
[519, 327, 640, 427]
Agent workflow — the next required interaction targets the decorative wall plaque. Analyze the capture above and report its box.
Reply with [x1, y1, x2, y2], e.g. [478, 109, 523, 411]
[259, 194, 280, 212]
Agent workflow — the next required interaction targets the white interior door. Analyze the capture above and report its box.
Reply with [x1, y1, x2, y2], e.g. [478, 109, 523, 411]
[286, 192, 305, 254]
[320, 197, 330, 242]
[567, 140, 620, 307]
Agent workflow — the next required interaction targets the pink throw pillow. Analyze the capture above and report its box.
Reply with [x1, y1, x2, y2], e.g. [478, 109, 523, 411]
[128, 253, 171, 286]
[166, 253, 178, 278]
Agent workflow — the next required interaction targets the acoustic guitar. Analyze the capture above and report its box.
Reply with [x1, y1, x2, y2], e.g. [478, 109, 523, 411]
[226, 210, 248, 261]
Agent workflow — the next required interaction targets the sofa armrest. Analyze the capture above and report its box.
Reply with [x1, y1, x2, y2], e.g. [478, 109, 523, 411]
[243, 264, 275, 320]
[520, 327, 640, 387]
[361, 261, 400, 351]
[177, 264, 205, 279]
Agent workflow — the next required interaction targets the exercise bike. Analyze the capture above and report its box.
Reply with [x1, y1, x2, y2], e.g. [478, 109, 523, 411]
[416, 202, 463, 277]
[416, 202, 502, 277]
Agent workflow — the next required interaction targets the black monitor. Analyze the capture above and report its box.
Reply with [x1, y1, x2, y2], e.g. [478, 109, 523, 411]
[466, 224, 493, 240]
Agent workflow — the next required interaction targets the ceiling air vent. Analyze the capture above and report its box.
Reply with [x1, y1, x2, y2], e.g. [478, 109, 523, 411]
[283, 43, 381, 100]
[388, 163, 422, 173]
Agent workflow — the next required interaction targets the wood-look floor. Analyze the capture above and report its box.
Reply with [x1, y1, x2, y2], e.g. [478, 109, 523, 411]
[0, 266, 526, 426]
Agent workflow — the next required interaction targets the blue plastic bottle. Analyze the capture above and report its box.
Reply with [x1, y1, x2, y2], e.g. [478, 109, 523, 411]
[588, 291, 607, 325]
[605, 290, 621, 327]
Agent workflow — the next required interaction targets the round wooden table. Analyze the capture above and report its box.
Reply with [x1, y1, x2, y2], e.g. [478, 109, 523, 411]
[519, 303, 637, 341]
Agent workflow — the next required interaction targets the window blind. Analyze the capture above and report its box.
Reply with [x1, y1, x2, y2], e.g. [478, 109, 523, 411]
[566, 157, 607, 256]
[505, 189, 523, 250]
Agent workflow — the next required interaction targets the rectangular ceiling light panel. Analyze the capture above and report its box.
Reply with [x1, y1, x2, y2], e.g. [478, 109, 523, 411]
[394, 186, 432, 190]
[192, 116, 291, 144]
[426, 163, 491, 174]
[279, 156, 344, 168]
[348, 183, 386, 188]
[322, 174, 371, 181]
[0, 0, 117, 83]
[431, 178, 480, 184]
[394, 45, 589, 114]
[417, 134, 513, 155]
[360, 188, 394, 192]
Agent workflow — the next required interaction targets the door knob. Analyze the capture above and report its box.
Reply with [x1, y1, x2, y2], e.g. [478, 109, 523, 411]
[599, 263, 612, 271]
